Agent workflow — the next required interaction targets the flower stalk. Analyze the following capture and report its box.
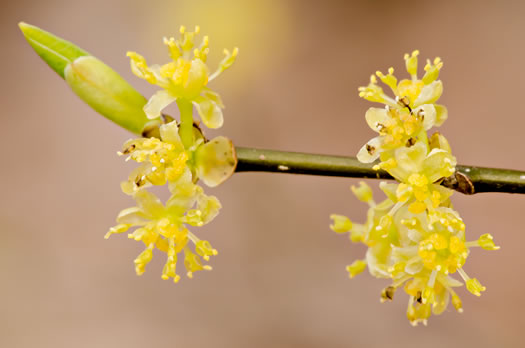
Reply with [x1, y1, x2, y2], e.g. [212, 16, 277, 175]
[235, 147, 525, 195]
[176, 99, 195, 149]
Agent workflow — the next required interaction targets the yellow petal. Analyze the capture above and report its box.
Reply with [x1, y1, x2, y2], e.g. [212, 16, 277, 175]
[357, 136, 383, 163]
[414, 80, 443, 107]
[193, 96, 224, 129]
[144, 89, 177, 119]
[365, 107, 390, 132]
[434, 105, 448, 126]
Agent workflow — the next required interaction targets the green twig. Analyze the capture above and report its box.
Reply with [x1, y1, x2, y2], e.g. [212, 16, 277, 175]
[234, 147, 525, 195]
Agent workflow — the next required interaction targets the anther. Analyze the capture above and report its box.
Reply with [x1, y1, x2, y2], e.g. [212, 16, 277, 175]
[415, 291, 423, 304]
[397, 96, 412, 112]
[406, 137, 417, 147]
[415, 109, 425, 122]
[121, 144, 136, 155]
[376, 123, 386, 132]
[135, 176, 146, 187]
[381, 286, 396, 302]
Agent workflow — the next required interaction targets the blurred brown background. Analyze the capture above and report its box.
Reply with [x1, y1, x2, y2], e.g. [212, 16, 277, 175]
[2, 0, 525, 347]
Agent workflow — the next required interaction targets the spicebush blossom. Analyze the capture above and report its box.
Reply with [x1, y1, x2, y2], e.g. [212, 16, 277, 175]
[106, 170, 220, 282]
[331, 52, 499, 325]
[127, 25, 238, 128]
[107, 26, 237, 283]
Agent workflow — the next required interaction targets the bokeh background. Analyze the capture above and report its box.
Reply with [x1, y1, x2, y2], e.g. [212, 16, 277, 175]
[2, 0, 525, 347]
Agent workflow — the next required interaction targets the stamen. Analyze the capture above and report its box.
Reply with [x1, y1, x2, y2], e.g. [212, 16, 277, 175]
[392, 275, 412, 288]
[457, 267, 469, 282]
[381, 286, 396, 302]
[120, 144, 136, 155]
[428, 270, 437, 287]
[397, 96, 412, 112]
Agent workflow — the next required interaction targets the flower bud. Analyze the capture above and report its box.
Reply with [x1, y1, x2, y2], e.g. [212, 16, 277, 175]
[64, 56, 149, 134]
[19, 22, 149, 134]
[19, 22, 88, 78]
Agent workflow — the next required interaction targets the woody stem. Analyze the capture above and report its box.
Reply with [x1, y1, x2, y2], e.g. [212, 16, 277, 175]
[234, 147, 525, 195]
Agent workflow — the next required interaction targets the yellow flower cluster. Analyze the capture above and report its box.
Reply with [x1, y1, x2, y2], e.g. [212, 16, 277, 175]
[106, 27, 238, 283]
[331, 51, 499, 325]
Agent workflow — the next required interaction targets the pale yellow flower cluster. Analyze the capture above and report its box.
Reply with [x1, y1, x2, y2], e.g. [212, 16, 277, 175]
[106, 27, 238, 283]
[331, 51, 499, 325]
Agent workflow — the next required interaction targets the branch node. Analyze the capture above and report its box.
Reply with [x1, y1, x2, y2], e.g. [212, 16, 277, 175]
[442, 171, 475, 195]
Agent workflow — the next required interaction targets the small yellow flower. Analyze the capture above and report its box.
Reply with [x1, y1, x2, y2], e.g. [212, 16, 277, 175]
[127, 26, 238, 129]
[120, 120, 237, 192]
[359, 50, 446, 113]
[106, 170, 220, 282]
[357, 104, 437, 163]
[119, 121, 188, 193]
[357, 52, 449, 165]
[377, 140, 457, 215]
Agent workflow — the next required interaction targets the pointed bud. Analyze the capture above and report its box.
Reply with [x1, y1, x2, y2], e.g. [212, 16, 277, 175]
[20, 22, 150, 134]
[19, 22, 88, 78]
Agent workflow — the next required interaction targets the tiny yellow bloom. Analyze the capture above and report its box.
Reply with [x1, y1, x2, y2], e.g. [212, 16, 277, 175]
[357, 52, 449, 167]
[357, 104, 437, 163]
[119, 121, 188, 193]
[120, 120, 237, 192]
[127, 26, 238, 129]
[106, 170, 220, 282]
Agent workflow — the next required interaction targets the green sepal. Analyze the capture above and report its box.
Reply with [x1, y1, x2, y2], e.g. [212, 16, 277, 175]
[19, 22, 89, 78]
